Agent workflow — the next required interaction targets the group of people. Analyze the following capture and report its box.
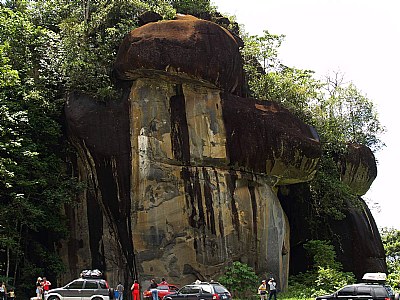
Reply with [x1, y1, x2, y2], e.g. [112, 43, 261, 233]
[0, 282, 15, 300]
[131, 277, 168, 300]
[258, 278, 277, 300]
[35, 277, 51, 300]
[114, 277, 169, 300]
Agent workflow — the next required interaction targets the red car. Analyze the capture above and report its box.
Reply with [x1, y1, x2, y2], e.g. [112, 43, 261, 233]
[143, 284, 179, 300]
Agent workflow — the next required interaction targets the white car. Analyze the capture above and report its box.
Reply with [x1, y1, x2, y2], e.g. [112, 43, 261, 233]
[44, 278, 113, 300]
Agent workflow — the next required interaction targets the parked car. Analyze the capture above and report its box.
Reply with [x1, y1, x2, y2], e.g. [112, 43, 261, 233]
[163, 282, 231, 300]
[143, 284, 179, 300]
[43, 277, 114, 300]
[315, 273, 399, 300]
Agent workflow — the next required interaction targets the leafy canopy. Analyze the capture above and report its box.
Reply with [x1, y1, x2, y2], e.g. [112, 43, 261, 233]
[381, 228, 400, 290]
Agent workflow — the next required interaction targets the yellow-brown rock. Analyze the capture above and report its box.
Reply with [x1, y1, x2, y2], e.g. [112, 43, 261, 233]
[61, 16, 322, 290]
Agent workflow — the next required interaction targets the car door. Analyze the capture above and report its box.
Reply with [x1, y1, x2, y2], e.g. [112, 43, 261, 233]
[185, 286, 203, 300]
[81, 280, 99, 300]
[197, 286, 213, 300]
[337, 286, 356, 300]
[174, 286, 198, 300]
[355, 286, 373, 300]
[63, 280, 84, 300]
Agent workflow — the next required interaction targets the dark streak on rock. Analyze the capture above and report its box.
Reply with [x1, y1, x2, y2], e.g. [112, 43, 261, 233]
[170, 84, 190, 164]
[87, 185, 105, 270]
[202, 167, 216, 235]
[248, 184, 258, 241]
[227, 171, 240, 236]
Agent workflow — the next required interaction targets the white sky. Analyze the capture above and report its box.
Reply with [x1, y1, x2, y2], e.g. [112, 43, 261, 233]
[212, 0, 400, 230]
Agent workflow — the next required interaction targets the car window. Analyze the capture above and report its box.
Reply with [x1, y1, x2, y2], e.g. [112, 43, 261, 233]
[84, 281, 98, 289]
[201, 286, 212, 294]
[338, 286, 355, 296]
[180, 286, 201, 294]
[169, 286, 179, 291]
[374, 287, 389, 297]
[99, 281, 108, 289]
[66, 281, 84, 289]
[356, 287, 371, 296]
[213, 286, 228, 293]
[158, 286, 169, 290]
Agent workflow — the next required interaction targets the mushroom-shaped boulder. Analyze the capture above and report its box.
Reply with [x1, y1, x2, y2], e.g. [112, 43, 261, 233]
[114, 15, 244, 94]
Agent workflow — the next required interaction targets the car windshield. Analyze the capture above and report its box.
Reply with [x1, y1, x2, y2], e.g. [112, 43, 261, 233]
[158, 286, 169, 290]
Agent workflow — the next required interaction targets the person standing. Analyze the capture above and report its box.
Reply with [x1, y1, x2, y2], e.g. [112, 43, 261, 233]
[42, 277, 51, 293]
[0, 282, 6, 300]
[149, 279, 158, 300]
[8, 289, 15, 300]
[160, 278, 168, 285]
[35, 277, 42, 300]
[258, 280, 267, 300]
[131, 280, 140, 300]
[268, 278, 277, 300]
[116, 282, 124, 300]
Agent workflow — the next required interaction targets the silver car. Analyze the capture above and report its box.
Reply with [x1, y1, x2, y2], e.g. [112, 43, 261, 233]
[44, 278, 113, 300]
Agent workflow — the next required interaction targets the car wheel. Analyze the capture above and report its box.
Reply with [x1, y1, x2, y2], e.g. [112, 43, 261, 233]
[92, 298, 103, 300]
[47, 296, 60, 300]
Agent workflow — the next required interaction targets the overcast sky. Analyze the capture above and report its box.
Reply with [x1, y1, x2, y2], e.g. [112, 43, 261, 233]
[212, 0, 400, 229]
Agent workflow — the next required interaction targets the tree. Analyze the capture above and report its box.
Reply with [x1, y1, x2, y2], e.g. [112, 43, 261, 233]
[241, 28, 384, 226]
[169, 0, 215, 16]
[381, 228, 400, 289]
[0, 5, 80, 292]
[218, 261, 259, 299]
[289, 240, 355, 297]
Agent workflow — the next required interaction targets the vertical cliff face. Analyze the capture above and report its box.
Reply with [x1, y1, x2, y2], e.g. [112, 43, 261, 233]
[61, 16, 321, 289]
[60, 14, 383, 290]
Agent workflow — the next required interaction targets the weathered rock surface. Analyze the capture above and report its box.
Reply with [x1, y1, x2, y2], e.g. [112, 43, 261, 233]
[339, 143, 377, 196]
[59, 15, 383, 291]
[114, 16, 244, 94]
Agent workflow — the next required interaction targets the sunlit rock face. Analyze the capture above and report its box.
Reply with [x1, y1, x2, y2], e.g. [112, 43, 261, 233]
[61, 16, 322, 289]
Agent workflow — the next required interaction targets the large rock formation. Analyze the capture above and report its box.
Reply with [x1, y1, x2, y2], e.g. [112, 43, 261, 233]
[59, 15, 384, 290]
[279, 143, 385, 280]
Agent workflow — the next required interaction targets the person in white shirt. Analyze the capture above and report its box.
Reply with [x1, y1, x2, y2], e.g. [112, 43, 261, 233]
[268, 278, 277, 300]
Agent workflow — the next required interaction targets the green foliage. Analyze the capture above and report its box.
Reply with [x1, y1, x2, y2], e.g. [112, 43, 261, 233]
[288, 240, 355, 298]
[169, 0, 215, 15]
[303, 240, 340, 269]
[0, 4, 82, 293]
[241, 28, 384, 225]
[381, 228, 400, 289]
[218, 261, 259, 299]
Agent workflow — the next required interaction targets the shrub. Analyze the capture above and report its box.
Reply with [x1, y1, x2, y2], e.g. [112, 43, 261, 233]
[218, 261, 259, 299]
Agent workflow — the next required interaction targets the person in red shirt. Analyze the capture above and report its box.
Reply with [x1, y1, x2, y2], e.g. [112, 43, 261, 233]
[42, 277, 51, 292]
[130, 280, 140, 300]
